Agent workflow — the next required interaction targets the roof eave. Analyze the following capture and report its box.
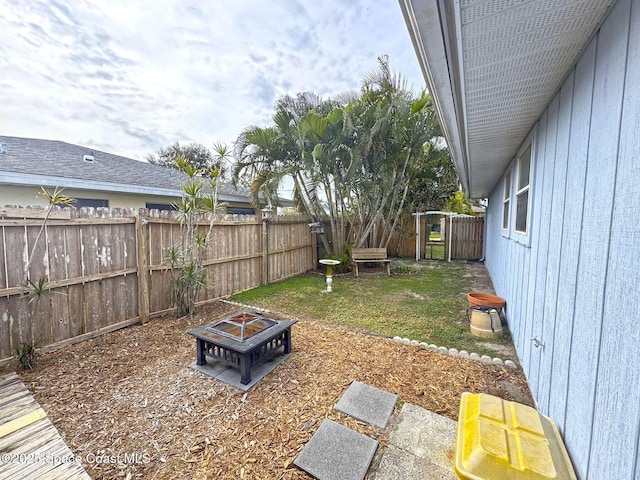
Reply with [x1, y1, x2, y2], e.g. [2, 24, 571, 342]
[399, 0, 471, 195]
[0, 172, 183, 197]
[0, 173, 273, 204]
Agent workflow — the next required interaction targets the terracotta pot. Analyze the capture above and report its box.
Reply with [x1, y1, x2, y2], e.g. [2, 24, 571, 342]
[467, 292, 506, 310]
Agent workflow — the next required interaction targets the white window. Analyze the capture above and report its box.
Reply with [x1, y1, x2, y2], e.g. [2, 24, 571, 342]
[75, 198, 109, 208]
[502, 171, 511, 231]
[514, 144, 531, 234]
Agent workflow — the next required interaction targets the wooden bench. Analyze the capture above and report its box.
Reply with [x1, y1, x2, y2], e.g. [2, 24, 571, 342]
[351, 248, 391, 278]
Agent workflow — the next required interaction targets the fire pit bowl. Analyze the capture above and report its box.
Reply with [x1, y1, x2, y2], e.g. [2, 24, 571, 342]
[189, 309, 296, 385]
[205, 310, 277, 341]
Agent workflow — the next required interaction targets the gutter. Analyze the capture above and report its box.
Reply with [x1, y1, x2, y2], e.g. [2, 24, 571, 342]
[398, 0, 471, 194]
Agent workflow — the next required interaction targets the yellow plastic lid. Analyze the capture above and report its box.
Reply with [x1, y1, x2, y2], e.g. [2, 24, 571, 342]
[455, 393, 577, 480]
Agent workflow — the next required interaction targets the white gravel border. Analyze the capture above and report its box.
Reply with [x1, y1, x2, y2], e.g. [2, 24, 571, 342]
[391, 336, 518, 369]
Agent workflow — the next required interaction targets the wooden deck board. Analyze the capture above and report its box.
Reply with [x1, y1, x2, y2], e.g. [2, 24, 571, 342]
[0, 373, 91, 480]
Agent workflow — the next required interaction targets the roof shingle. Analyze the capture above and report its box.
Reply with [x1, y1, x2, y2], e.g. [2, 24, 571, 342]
[0, 135, 253, 200]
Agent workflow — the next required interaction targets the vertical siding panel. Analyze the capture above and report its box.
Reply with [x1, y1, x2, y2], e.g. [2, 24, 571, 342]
[531, 98, 558, 401]
[515, 247, 528, 353]
[546, 72, 576, 425]
[589, 0, 638, 477]
[510, 245, 518, 337]
[566, 3, 629, 476]
[537, 94, 564, 411]
[555, 44, 595, 440]
[538, 86, 571, 414]
[507, 230, 515, 305]
[518, 247, 527, 350]
[522, 115, 547, 388]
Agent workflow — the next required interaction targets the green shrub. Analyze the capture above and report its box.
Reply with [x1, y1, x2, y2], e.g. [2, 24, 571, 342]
[16, 338, 40, 370]
[322, 252, 351, 274]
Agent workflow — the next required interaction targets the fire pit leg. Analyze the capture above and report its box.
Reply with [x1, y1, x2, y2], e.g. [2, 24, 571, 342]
[196, 339, 207, 366]
[239, 355, 251, 385]
[284, 329, 292, 354]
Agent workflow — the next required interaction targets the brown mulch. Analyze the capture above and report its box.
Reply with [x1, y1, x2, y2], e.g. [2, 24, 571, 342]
[10, 301, 532, 479]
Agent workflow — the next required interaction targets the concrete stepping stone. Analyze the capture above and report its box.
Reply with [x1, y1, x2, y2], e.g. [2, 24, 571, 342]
[375, 403, 457, 480]
[334, 381, 398, 428]
[294, 419, 378, 480]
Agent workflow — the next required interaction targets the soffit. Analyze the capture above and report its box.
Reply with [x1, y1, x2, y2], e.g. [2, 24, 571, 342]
[401, 0, 614, 197]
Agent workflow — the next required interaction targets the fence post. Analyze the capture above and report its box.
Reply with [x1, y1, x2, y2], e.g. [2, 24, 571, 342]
[136, 213, 150, 324]
[444, 218, 450, 262]
[311, 228, 318, 270]
[261, 215, 269, 285]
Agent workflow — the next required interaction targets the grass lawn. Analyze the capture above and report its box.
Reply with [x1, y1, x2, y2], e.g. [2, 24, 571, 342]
[231, 260, 514, 358]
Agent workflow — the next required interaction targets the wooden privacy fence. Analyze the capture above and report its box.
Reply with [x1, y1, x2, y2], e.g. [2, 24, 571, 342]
[386, 215, 484, 260]
[386, 216, 426, 258]
[0, 207, 314, 364]
[443, 216, 484, 260]
[312, 215, 484, 260]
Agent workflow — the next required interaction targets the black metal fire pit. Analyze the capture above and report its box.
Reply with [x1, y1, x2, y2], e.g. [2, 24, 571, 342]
[188, 309, 296, 385]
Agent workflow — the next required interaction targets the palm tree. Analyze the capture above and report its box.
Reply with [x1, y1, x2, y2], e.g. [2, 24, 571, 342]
[233, 57, 448, 256]
[346, 57, 442, 249]
[233, 94, 336, 253]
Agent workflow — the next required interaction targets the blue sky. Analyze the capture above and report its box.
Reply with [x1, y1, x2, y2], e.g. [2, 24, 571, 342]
[0, 0, 425, 161]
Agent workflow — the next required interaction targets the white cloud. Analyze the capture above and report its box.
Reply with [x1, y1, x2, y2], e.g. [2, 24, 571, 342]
[0, 0, 424, 160]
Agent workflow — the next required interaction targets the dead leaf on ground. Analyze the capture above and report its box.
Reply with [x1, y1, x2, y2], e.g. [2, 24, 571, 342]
[11, 302, 532, 479]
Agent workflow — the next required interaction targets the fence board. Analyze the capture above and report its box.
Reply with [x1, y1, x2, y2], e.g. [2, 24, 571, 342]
[51, 286, 72, 344]
[67, 284, 85, 337]
[47, 225, 67, 283]
[4, 225, 25, 289]
[111, 222, 127, 325]
[81, 224, 99, 277]
[7, 297, 24, 349]
[445, 217, 484, 261]
[98, 224, 115, 324]
[0, 227, 7, 289]
[0, 297, 12, 358]
[27, 224, 47, 281]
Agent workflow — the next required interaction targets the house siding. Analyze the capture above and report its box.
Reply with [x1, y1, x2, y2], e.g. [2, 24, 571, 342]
[0, 185, 255, 212]
[484, 0, 640, 478]
[0, 185, 178, 209]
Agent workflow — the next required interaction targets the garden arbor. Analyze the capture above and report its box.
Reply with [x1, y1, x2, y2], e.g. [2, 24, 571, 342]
[413, 211, 476, 262]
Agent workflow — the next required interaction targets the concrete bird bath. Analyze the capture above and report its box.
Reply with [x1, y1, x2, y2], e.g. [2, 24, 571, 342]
[319, 259, 340, 293]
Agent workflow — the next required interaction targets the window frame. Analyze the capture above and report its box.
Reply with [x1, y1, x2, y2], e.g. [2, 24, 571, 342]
[75, 198, 109, 209]
[510, 131, 535, 245]
[145, 202, 175, 212]
[501, 169, 512, 236]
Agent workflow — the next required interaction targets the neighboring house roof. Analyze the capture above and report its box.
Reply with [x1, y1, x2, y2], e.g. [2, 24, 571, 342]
[399, 0, 614, 197]
[0, 135, 290, 206]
